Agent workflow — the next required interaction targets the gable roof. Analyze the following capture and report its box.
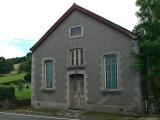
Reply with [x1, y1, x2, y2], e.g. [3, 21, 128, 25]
[30, 3, 136, 52]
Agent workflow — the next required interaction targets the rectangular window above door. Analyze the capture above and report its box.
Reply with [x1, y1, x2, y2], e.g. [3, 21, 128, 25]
[70, 48, 84, 66]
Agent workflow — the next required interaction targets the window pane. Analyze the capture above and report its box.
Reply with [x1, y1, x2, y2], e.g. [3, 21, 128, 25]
[45, 60, 53, 88]
[80, 49, 83, 65]
[76, 49, 79, 65]
[105, 54, 117, 89]
[71, 50, 74, 65]
[70, 49, 84, 66]
[70, 27, 81, 36]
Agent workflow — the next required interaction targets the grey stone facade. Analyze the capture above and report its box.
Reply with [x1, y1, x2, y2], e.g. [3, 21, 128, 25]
[31, 4, 143, 113]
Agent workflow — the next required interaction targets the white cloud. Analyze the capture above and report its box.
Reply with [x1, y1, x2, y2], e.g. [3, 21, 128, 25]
[0, 0, 138, 58]
[0, 43, 24, 58]
[0, 0, 138, 40]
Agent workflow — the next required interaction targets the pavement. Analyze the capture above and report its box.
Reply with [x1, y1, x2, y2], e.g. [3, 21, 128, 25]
[0, 112, 79, 120]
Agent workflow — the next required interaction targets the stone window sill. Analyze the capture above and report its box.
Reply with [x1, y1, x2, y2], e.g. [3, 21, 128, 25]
[101, 88, 122, 93]
[42, 88, 56, 92]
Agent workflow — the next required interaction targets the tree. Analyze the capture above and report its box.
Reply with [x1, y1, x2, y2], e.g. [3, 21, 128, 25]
[7, 56, 26, 64]
[0, 57, 13, 75]
[133, 0, 160, 99]
[0, 57, 6, 75]
[19, 52, 31, 82]
[19, 52, 31, 73]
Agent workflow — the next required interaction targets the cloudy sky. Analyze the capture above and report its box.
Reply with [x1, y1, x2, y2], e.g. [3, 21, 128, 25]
[0, 0, 139, 58]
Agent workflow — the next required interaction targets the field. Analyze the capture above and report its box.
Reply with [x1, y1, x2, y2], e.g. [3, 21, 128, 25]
[15, 83, 31, 100]
[0, 63, 31, 100]
[0, 72, 26, 84]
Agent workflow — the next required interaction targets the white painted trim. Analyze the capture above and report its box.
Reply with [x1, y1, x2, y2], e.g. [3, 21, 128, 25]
[41, 57, 56, 91]
[73, 50, 76, 65]
[78, 49, 81, 65]
[0, 112, 79, 120]
[68, 25, 84, 38]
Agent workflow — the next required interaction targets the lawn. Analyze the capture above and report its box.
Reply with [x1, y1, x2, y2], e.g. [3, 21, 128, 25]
[0, 72, 26, 84]
[15, 83, 31, 100]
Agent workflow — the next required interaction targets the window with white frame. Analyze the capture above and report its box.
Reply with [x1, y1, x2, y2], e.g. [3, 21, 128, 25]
[69, 25, 83, 38]
[104, 54, 117, 89]
[44, 60, 54, 88]
[70, 48, 83, 66]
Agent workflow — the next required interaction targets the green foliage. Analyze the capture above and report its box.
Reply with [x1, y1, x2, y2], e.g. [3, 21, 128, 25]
[0, 72, 26, 84]
[20, 60, 31, 73]
[10, 64, 21, 74]
[15, 84, 31, 100]
[0, 85, 15, 101]
[19, 52, 31, 73]
[133, 0, 160, 98]
[0, 57, 14, 75]
[7, 56, 26, 64]
[24, 73, 31, 83]
[0, 54, 31, 101]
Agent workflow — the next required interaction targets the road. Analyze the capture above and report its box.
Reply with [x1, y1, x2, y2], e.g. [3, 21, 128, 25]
[0, 112, 79, 120]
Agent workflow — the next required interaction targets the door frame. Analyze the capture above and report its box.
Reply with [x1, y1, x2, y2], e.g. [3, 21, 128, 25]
[70, 74, 84, 109]
[65, 70, 88, 108]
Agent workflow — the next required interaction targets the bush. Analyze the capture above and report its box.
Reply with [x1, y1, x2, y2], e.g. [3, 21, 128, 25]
[0, 85, 15, 101]
[24, 73, 31, 83]
[0, 74, 3, 77]
[2, 80, 20, 86]
[26, 86, 29, 89]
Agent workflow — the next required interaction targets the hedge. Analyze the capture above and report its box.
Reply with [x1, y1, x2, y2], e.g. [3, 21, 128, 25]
[0, 85, 15, 101]
[1, 80, 20, 86]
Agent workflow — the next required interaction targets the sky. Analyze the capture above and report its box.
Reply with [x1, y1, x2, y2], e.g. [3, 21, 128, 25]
[0, 0, 139, 58]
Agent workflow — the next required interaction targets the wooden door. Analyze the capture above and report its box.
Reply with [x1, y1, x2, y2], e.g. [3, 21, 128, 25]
[70, 79, 85, 109]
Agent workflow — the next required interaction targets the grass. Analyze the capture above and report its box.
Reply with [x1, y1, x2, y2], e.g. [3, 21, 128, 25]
[15, 83, 31, 100]
[0, 63, 31, 100]
[0, 72, 26, 84]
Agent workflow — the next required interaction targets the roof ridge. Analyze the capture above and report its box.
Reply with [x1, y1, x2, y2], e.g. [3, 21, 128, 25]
[30, 4, 136, 52]
[72, 4, 135, 37]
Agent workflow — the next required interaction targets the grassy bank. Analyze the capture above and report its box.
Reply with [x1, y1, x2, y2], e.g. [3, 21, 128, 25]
[0, 72, 31, 100]
[15, 83, 31, 100]
[0, 72, 26, 84]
